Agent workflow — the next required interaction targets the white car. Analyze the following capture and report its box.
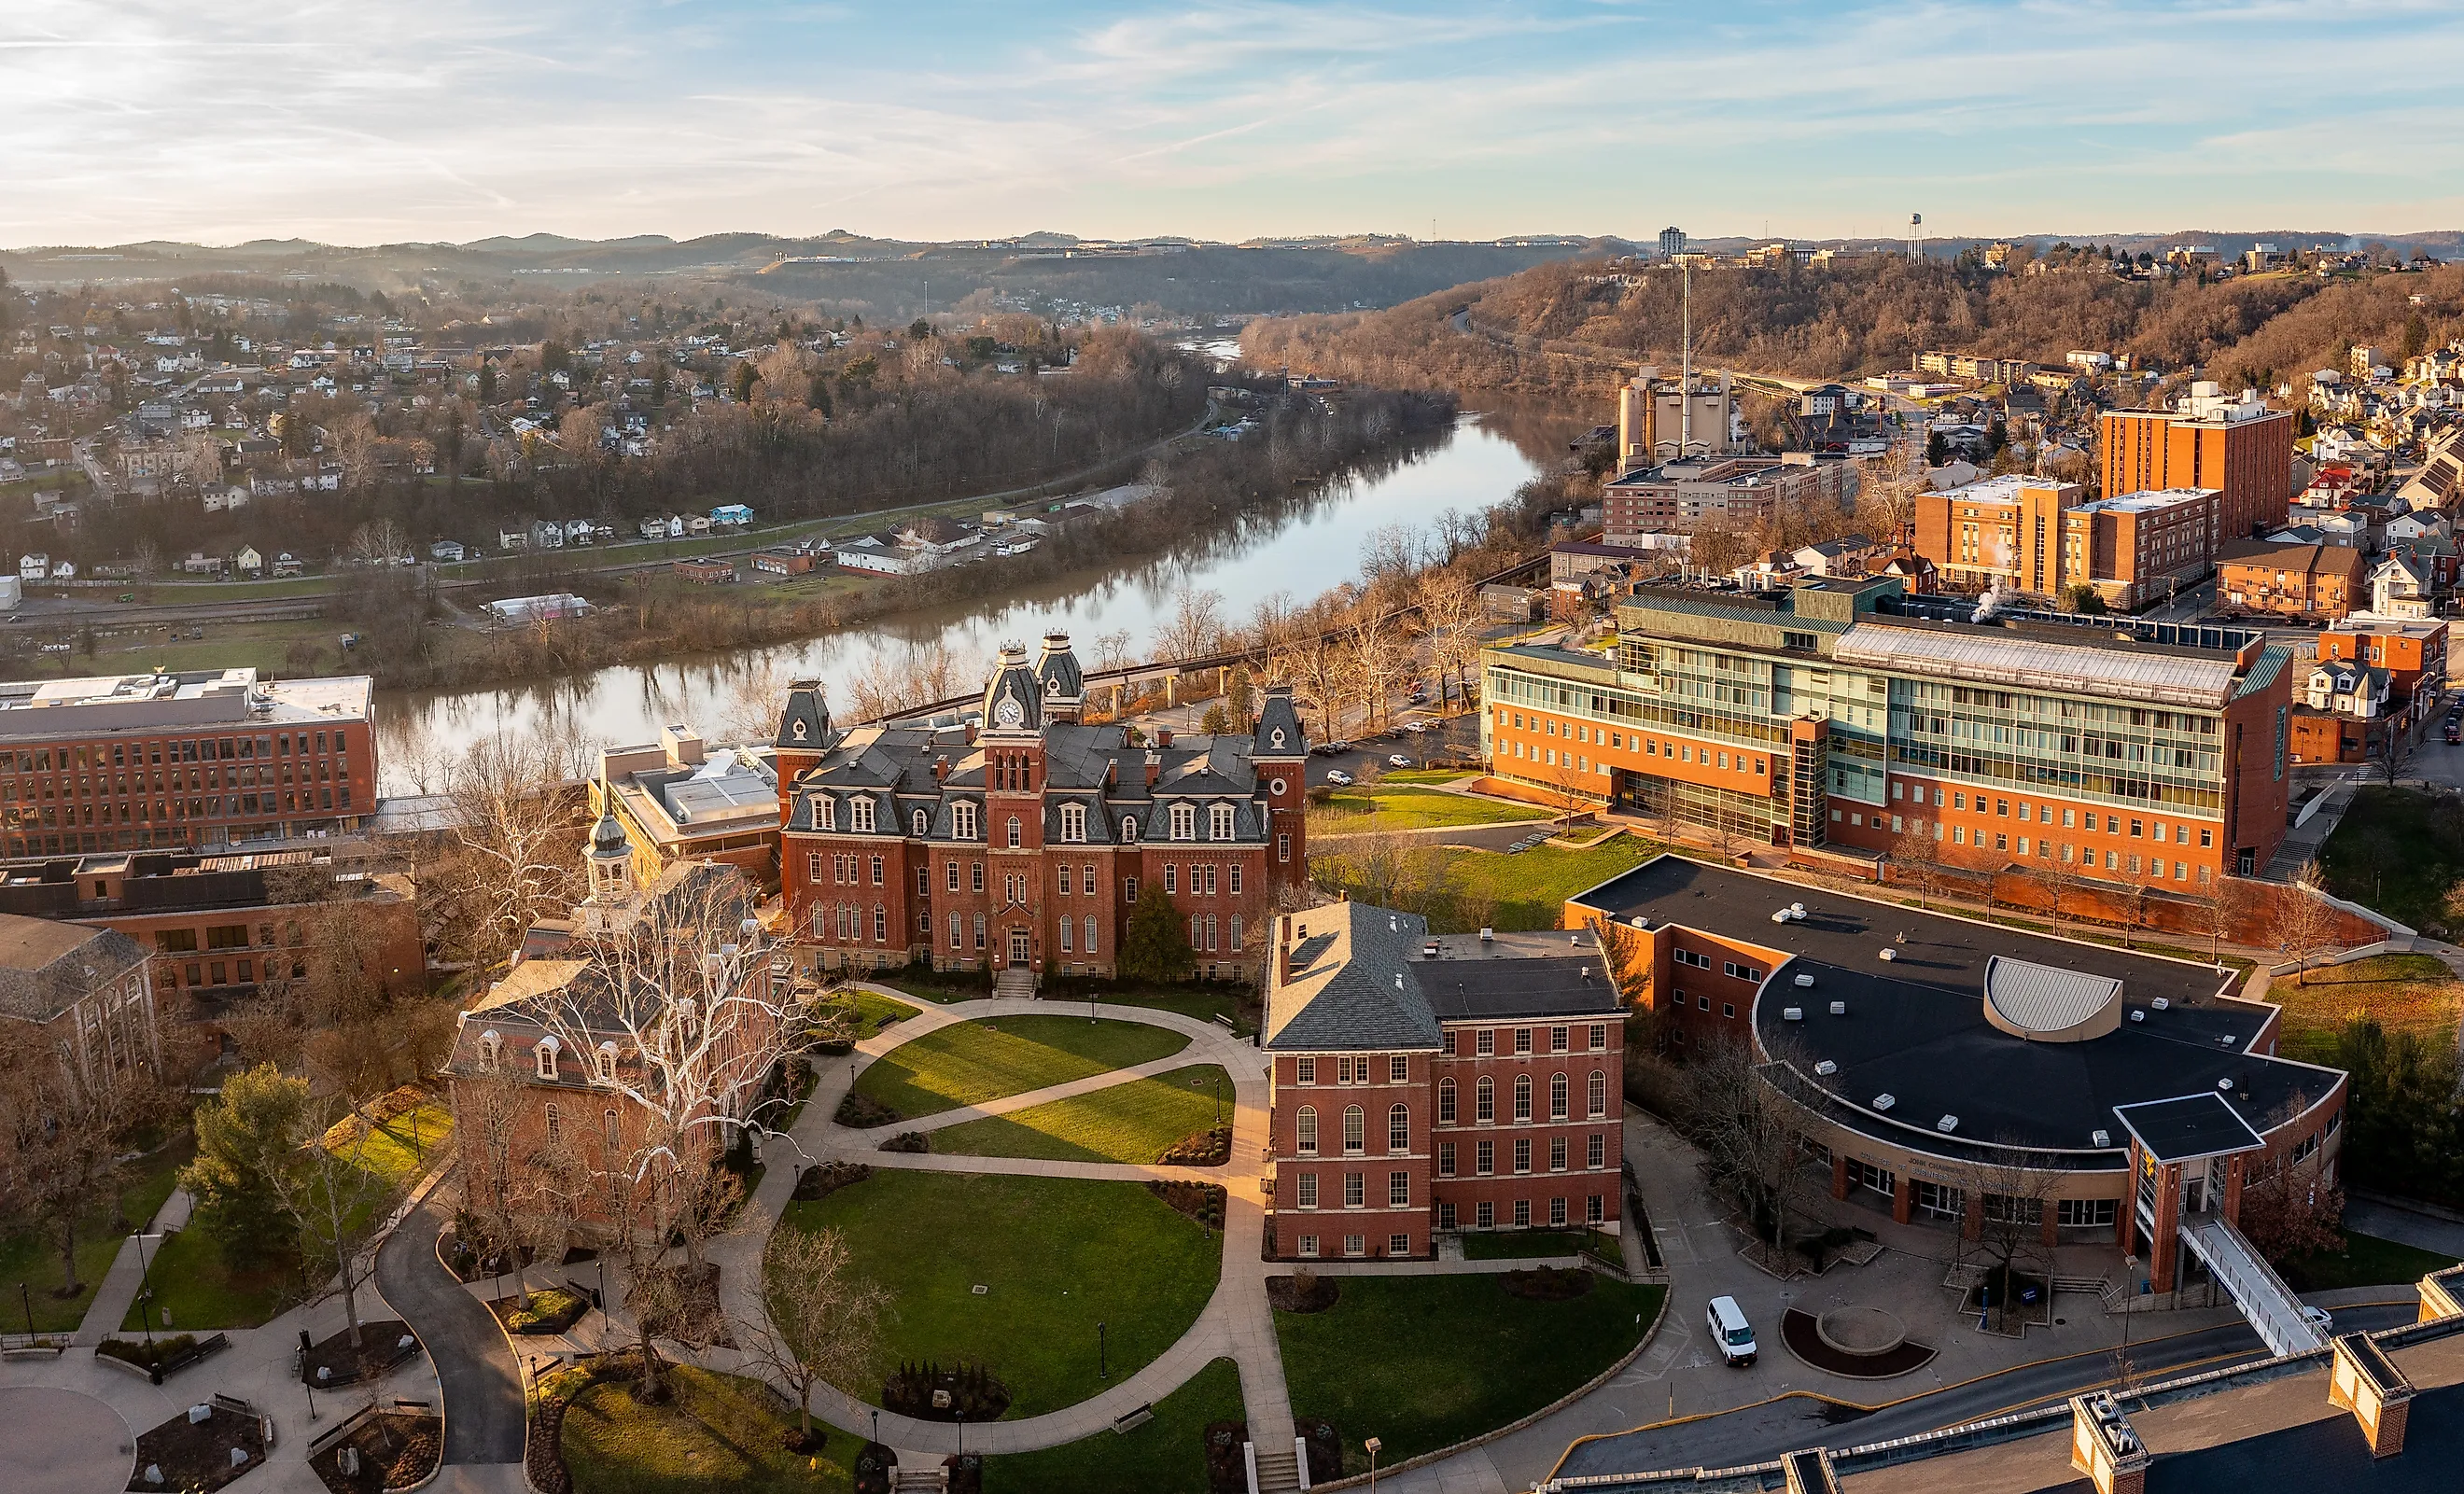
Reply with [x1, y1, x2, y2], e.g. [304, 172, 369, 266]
[2303, 1305, 2333, 1333]
[1324, 770, 1354, 787]
[1388, 754, 1414, 768]
[1403, 720, 1429, 733]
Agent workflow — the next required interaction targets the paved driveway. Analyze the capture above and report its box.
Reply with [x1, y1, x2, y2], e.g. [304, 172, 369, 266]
[374, 1194, 525, 1465]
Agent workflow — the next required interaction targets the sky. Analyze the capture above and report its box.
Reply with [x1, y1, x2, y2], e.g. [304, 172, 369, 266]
[6, 0, 2464, 248]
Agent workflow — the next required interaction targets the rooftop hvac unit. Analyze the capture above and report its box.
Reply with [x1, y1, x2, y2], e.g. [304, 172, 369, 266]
[1772, 910, 1792, 923]
[1784, 1007, 1803, 1021]
[1630, 915, 1649, 929]
[1937, 1115, 1959, 1133]
[1814, 1059, 1838, 1076]
[1829, 1001, 1847, 1016]
[2150, 998, 2171, 1012]
[2217, 1078, 2233, 1092]
[2216, 1033, 2237, 1046]
[1793, 972, 1816, 988]
[2129, 1011, 2146, 1023]
[2093, 1129, 2111, 1148]
[1791, 902, 1806, 916]
[1878, 948, 1897, 961]
[1872, 1093, 1896, 1111]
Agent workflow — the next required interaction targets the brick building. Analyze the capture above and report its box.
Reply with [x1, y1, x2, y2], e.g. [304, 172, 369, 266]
[593, 726, 779, 887]
[2218, 539, 2367, 621]
[1261, 901, 1624, 1261]
[0, 668, 374, 858]
[777, 634, 1310, 982]
[2100, 384, 2296, 540]
[1481, 576, 2293, 885]
[1603, 455, 1852, 543]
[0, 917, 157, 1096]
[1913, 475, 2219, 608]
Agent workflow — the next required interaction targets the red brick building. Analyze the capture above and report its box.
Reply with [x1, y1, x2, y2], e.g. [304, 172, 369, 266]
[2101, 387, 2295, 540]
[777, 635, 1311, 983]
[2218, 539, 2367, 621]
[1262, 902, 1625, 1261]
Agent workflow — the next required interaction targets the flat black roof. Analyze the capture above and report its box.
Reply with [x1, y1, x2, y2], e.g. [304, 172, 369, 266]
[2113, 1094, 2268, 1164]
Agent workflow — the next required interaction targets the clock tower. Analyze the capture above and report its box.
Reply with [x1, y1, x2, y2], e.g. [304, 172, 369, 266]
[981, 642, 1047, 981]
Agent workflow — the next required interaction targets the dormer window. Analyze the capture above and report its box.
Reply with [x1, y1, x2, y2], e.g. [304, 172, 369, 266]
[535, 1035, 560, 1080]
[952, 802, 978, 840]
[850, 797, 875, 833]
[479, 1029, 502, 1069]
[1121, 816, 1140, 843]
[913, 808, 929, 836]
[1170, 803, 1195, 841]
[813, 796, 835, 831]
[1210, 803, 1235, 841]
[595, 1041, 618, 1082]
[1060, 803, 1085, 843]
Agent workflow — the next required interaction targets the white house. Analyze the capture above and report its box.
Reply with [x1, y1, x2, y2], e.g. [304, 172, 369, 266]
[235, 546, 264, 577]
[49, 562, 74, 581]
[430, 540, 466, 563]
[564, 519, 596, 546]
[2303, 661, 2389, 719]
[2369, 552, 2437, 619]
[203, 486, 249, 514]
[2387, 511, 2450, 544]
[18, 554, 48, 583]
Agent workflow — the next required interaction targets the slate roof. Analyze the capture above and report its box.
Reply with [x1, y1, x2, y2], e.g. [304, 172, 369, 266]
[0, 916, 147, 1023]
[1264, 901, 1617, 1052]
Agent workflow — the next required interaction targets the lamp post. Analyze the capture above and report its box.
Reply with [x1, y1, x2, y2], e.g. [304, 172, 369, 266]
[1098, 1320, 1108, 1380]
[131, 1232, 156, 1349]
[871, 1408, 879, 1447]
[1366, 1435, 1383, 1492]
[20, 1280, 32, 1338]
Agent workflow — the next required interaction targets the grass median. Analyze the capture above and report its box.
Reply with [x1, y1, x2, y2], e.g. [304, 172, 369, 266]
[931, 1064, 1233, 1164]
[847, 1014, 1189, 1123]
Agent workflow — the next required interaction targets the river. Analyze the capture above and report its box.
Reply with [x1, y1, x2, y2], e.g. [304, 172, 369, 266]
[374, 403, 1566, 794]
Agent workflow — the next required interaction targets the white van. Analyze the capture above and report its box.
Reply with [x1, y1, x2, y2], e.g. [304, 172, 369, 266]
[1707, 1295, 1757, 1367]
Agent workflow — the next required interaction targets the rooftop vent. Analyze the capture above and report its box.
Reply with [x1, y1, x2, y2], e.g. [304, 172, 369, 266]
[1872, 1094, 1896, 1111]
[1423, 942, 1439, 958]
[1878, 947, 1897, 961]
[1479, 927, 1494, 942]
[2129, 1011, 2146, 1023]
[1829, 1001, 1846, 1016]
[1394, 973, 1404, 990]
[1390, 915, 1398, 932]
[2216, 1033, 2237, 1046]
[1937, 1115, 1959, 1133]
[1791, 902, 1806, 917]
[2217, 1078, 2233, 1092]
[1814, 1059, 1838, 1076]
[1784, 1007, 1803, 1022]
[1793, 972, 1815, 988]
[2150, 997, 2171, 1012]
[2093, 1128, 2111, 1148]
[1630, 915, 1650, 929]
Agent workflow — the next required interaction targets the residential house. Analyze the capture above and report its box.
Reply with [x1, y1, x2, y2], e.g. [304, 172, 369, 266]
[2291, 660, 2391, 764]
[710, 504, 755, 527]
[430, 540, 466, 564]
[2365, 550, 2439, 620]
[234, 547, 263, 577]
[272, 553, 304, 579]
[528, 519, 566, 551]
[18, 554, 47, 583]
[180, 552, 224, 577]
[1788, 535, 1883, 577]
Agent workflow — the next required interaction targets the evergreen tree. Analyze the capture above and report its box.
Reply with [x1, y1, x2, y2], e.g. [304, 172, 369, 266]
[182, 1063, 311, 1267]
[1119, 894, 1195, 983]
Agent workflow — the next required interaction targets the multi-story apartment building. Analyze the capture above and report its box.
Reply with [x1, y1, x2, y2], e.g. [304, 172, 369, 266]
[2217, 539, 2366, 621]
[1603, 454, 1852, 543]
[777, 635, 1311, 981]
[1914, 476, 2219, 607]
[1481, 576, 2293, 884]
[1261, 901, 1624, 1260]
[2101, 384, 2296, 540]
[0, 669, 374, 858]
[594, 725, 779, 887]
[1614, 368, 1738, 465]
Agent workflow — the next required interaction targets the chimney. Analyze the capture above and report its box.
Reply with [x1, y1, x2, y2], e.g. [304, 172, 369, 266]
[1105, 759, 1117, 788]
[964, 722, 978, 746]
[2330, 1333, 2415, 1459]
[931, 756, 949, 783]
[1156, 729, 1173, 748]
[1146, 750, 1161, 789]
[2068, 1394, 2149, 1494]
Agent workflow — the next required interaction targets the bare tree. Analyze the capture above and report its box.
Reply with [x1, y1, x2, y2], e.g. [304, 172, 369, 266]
[1541, 753, 1599, 825]
[1157, 586, 1227, 663]
[271, 1103, 397, 1348]
[0, 1019, 177, 1299]
[348, 518, 409, 568]
[1277, 636, 1349, 744]
[1679, 1036, 1818, 1274]
[2191, 876, 2255, 968]
[1951, 1141, 2067, 1333]
[1347, 613, 1410, 734]
[713, 661, 794, 746]
[2277, 864, 2345, 985]
[744, 1224, 890, 1449]
[451, 1068, 531, 1304]
[2025, 854, 2084, 928]
[1891, 822, 1945, 910]
[2235, 1154, 2346, 1268]
[434, 733, 589, 975]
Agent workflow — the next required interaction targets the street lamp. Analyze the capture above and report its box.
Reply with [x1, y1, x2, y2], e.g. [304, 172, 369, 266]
[19, 1280, 32, 1338]
[131, 1231, 157, 1348]
[1365, 1435, 1383, 1492]
[1099, 1320, 1108, 1380]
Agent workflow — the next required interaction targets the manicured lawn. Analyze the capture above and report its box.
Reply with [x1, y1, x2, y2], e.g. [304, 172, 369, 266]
[560, 1364, 853, 1494]
[2318, 786, 2463, 933]
[849, 989, 919, 1029]
[780, 1171, 1221, 1418]
[345, 1101, 455, 1187]
[1037, 982, 1256, 1036]
[985, 1356, 1243, 1494]
[1309, 785, 1547, 833]
[1277, 1275, 1663, 1473]
[1384, 769, 1475, 786]
[2281, 1230, 2458, 1292]
[2270, 954, 2463, 1064]
[0, 1136, 190, 1333]
[849, 1015, 1190, 1122]
[1314, 832, 1666, 932]
[122, 1222, 295, 1332]
[932, 1065, 1233, 1164]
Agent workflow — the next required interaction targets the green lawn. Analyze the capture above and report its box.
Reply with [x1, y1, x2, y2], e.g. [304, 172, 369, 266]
[1277, 1275, 1663, 1473]
[2269, 954, 2463, 1064]
[781, 1171, 1221, 1419]
[2281, 1230, 2458, 1293]
[122, 1222, 295, 1332]
[849, 1015, 1190, 1123]
[347, 1102, 454, 1188]
[1384, 769, 1475, 786]
[0, 1137, 190, 1333]
[985, 1356, 1243, 1494]
[559, 1364, 853, 1494]
[931, 1065, 1233, 1164]
[1309, 786, 1547, 833]
[1034, 982, 1256, 1036]
[2317, 786, 2462, 933]
[1313, 832, 1667, 933]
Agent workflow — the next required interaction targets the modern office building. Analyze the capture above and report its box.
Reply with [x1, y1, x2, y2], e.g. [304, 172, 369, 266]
[1261, 901, 1625, 1261]
[1481, 575, 2292, 883]
[0, 669, 375, 858]
[777, 634, 1312, 981]
[2101, 383, 2297, 540]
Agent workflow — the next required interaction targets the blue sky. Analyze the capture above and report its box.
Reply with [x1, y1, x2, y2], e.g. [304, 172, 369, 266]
[5, 0, 2461, 246]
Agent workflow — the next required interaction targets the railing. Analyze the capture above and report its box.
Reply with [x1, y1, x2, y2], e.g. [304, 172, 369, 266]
[2181, 1215, 2326, 1358]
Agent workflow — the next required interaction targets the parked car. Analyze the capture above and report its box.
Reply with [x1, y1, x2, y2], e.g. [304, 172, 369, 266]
[1388, 753, 1414, 768]
[1324, 770, 1354, 787]
[1707, 1295, 1757, 1366]
[2445, 721, 2458, 745]
[1402, 720, 1429, 733]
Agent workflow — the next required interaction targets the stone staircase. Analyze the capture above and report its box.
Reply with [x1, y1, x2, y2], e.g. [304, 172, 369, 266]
[994, 966, 1038, 999]
[890, 1466, 948, 1493]
[1252, 1440, 1304, 1494]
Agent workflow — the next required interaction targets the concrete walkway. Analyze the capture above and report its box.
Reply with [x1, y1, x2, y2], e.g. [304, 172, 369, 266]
[373, 1194, 525, 1466]
[706, 988, 1292, 1463]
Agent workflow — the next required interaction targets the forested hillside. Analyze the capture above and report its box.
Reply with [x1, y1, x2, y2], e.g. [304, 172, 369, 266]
[1244, 256, 2464, 395]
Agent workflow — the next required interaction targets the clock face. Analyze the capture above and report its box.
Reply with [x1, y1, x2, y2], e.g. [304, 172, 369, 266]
[996, 694, 1024, 728]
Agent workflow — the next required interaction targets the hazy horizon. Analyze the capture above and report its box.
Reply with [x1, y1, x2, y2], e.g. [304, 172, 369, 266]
[7, 1, 2462, 247]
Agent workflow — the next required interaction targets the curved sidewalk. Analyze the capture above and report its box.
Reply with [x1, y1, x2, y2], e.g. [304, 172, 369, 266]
[374, 1191, 525, 1466]
[709, 988, 1292, 1458]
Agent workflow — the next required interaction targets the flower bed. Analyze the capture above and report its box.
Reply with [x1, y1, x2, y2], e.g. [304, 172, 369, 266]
[834, 1092, 903, 1128]
[1158, 1125, 1232, 1166]
[133, 1398, 267, 1493]
[791, 1161, 871, 1202]
[882, 1360, 1011, 1422]
[308, 1409, 441, 1494]
[302, 1320, 420, 1387]
[1146, 1180, 1227, 1230]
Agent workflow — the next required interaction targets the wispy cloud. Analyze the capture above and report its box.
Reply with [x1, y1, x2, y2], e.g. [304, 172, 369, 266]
[2, 0, 2461, 244]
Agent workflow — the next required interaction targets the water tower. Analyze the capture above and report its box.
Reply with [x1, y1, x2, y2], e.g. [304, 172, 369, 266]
[1908, 213, 1924, 261]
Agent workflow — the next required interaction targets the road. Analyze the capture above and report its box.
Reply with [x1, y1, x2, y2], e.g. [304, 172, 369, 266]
[372, 1195, 525, 1466]
[1549, 1297, 2416, 1483]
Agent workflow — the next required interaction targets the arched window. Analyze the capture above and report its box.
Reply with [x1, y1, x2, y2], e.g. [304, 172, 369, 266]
[1341, 1105, 1365, 1154]
[1060, 803, 1085, 843]
[1476, 1076, 1494, 1124]
[602, 1109, 620, 1148]
[1120, 816, 1140, 843]
[1295, 1106, 1318, 1155]
[535, 1036, 560, 1081]
[1189, 915, 1202, 947]
[1006, 815, 1022, 848]
[1204, 914, 1218, 952]
[1549, 1072, 1569, 1121]
[1588, 1070, 1607, 1119]
[1170, 803, 1195, 841]
[595, 1042, 618, 1082]
[1228, 915, 1243, 953]
[543, 1102, 561, 1141]
[1210, 803, 1235, 840]
[1083, 915, 1098, 955]
[1513, 1073, 1533, 1123]
[1388, 1103, 1409, 1153]
[479, 1029, 502, 1069]
[1437, 1078, 1457, 1124]
[913, 808, 929, 836]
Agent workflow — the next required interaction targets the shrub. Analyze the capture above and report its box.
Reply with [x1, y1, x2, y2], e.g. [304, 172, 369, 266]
[97, 1334, 197, 1370]
[1158, 1125, 1233, 1166]
[791, 1161, 872, 1203]
[835, 1093, 902, 1128]
[877, 1131, 930, 1154]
